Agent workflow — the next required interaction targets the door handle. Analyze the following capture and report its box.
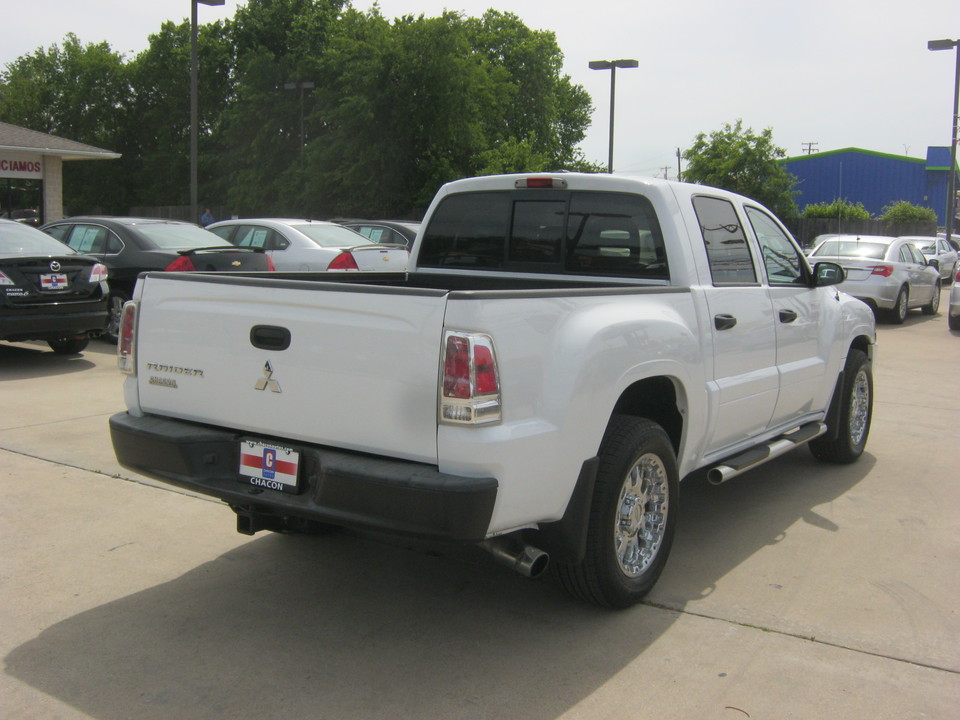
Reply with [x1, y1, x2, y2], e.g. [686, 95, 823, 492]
[778, 309, 798, 323]
[714, 314, 737, 331]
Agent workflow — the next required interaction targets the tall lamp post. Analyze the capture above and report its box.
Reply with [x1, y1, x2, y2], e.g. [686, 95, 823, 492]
[191, 0, 225, 224]
[588, 59, 638, 173]
[928, 38, 960, 245]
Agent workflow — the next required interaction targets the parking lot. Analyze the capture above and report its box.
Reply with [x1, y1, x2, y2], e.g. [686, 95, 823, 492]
[2, 303, 958, 720]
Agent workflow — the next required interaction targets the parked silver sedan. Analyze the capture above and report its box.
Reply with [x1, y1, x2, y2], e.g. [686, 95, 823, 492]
[901, 235, 958, 283]
[207, 218, 408, 271]
[809, 235, 941, 324]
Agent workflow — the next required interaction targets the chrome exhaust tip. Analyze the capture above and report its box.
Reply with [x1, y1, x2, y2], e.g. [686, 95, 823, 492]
[481, 536, 550, 578]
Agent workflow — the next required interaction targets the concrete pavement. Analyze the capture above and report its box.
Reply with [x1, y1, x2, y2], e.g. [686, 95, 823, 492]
[2, 303, 958, 719]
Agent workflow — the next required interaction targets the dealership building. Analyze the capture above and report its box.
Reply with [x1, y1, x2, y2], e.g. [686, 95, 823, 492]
[780, 146, 959, 227]
[0, 122, 119, 225]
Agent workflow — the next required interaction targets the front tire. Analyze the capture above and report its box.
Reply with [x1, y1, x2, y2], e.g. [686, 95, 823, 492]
[809, 349, 872, 463]
[557, 416, 678, 608]
[100, 291, 129, 343]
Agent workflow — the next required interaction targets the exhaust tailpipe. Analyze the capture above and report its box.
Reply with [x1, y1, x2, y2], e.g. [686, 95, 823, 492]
[481, 536, 549, 578]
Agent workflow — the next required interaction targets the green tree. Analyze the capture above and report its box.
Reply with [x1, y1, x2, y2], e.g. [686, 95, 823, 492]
[124, 19, 234, 208]
[878, 200, 937, 224]
[801, 198, 871, 220]
[682, 119, 798, 218]
[0, 34, 131, 213]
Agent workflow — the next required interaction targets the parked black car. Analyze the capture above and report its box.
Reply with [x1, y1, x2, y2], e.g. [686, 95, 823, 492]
[41, 217, 274, 341]
[1, 218, 109, 354]
[335, 219, 420, 249]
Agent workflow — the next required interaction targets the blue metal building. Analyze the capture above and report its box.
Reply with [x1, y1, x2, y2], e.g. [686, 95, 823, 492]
[781, 146, 958, 226]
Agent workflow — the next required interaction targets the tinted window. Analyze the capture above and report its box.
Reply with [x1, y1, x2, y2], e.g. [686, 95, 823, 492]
[692, 196, 756, 284]
[418, 190, 668, 279]
[418, 192, 510, 269]
[745, 206, 804, 284]
[66, 224, 111, 254]
[2, 222, 78, 255]
[566, 192, 668, 278]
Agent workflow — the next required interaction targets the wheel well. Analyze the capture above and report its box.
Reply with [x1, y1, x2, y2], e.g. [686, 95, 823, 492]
[610, 376, 683, 453]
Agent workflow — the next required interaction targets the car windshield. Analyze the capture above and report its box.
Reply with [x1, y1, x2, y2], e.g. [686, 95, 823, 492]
[293, 224, 369, 247]
[0, 222, 78, 255]
[134, 222, 232, 250]
[812, 240, 887, 260]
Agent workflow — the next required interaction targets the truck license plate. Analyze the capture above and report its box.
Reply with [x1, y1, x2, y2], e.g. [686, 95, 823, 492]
[239, 439, 300, 493]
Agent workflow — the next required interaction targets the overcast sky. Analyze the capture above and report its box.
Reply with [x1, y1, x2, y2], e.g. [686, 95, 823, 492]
[2, 0, 957, 177]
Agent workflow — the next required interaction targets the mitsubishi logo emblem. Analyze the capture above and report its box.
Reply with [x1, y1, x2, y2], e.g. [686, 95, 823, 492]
[254, 361, 282, 393]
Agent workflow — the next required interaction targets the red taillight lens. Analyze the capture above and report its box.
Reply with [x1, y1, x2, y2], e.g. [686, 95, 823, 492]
[474, 345, 498, 394]
[443, 336, 472, 399]
[165, 255, 197, 271]
[89, 263, 109, 283]
[117, 301, 138, 374]
[869, 265, 894, 277]
[440, 332, 501, 425]
[327, 252, 359, 270]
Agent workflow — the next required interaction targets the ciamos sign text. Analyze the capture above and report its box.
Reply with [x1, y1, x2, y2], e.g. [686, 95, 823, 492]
[0, 154, 43, 179]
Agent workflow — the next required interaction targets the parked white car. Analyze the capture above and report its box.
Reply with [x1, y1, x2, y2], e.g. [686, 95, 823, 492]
[207, 218, 408, 271]
[901, 235, 958, 283]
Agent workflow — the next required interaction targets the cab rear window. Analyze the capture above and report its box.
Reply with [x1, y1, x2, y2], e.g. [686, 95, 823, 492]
[418, 190, 669, 280]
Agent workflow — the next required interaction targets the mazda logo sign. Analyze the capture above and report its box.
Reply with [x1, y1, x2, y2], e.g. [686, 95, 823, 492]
[50, 261, 61, 272]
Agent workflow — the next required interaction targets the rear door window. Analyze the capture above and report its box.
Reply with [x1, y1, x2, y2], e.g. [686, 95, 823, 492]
[692, 196, 757, 285]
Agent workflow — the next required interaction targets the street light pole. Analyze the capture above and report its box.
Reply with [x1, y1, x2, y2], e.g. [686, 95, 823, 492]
[589, 59, 638, 173]
[928, 39, 960, 246]
[190, 0, 225, 225]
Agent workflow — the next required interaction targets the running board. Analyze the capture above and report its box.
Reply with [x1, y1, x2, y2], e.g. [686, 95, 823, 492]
[707, 422, 827, 485]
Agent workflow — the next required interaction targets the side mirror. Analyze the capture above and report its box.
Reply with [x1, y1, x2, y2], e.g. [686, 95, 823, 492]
[814, 261, 845, 286]
[928, 258, 940, 270]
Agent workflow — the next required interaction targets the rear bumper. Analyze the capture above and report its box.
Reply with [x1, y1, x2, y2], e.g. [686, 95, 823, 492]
[1, 299, 108, 341]
[109, 412, 497, 542]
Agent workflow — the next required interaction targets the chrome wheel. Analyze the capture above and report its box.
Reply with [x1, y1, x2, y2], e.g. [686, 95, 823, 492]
[103, 293, 127, 343]
[848, 367, 870, 446]
[614, 452, 669, 578]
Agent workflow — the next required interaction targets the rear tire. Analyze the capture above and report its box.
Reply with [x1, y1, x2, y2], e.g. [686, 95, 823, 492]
[887, 287, 908, 324]
[809, 349, 872, 463]
[47, 337, 89, 355]
[557, 416, 678, 608]
[950, 313, 960, 331]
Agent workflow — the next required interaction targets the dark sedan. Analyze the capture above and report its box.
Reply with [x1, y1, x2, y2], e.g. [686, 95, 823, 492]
[1, 218, 109, 354]
[42, 217, 274, 341]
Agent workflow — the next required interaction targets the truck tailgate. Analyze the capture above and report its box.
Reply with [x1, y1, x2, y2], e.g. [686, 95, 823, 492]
[133, 273, 447, 463]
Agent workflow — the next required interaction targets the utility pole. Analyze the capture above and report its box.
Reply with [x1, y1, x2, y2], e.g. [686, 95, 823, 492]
[676, 148, 682, 182]
[802, 142, 819, 155]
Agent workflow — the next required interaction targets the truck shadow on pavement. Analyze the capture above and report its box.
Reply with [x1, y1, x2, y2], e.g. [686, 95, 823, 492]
[5, 451, 872, 720]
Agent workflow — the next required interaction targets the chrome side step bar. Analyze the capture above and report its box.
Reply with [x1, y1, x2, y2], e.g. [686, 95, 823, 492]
[707, 421, 827, 485]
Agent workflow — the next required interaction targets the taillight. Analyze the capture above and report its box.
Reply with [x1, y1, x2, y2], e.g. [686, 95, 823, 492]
[327, 252, 359, 271]
[89, 263, 109, 283]
[165, 255, 197, 271]
[869, 265, 894, 277]
[440, 331, 501, 425]
[515, 177, 568, 189]
[117, 301, 138, 374]
[266, 254, 276, 271]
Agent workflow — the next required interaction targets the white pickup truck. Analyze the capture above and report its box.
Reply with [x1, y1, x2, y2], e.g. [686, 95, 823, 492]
[110, 173, 876, 608]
